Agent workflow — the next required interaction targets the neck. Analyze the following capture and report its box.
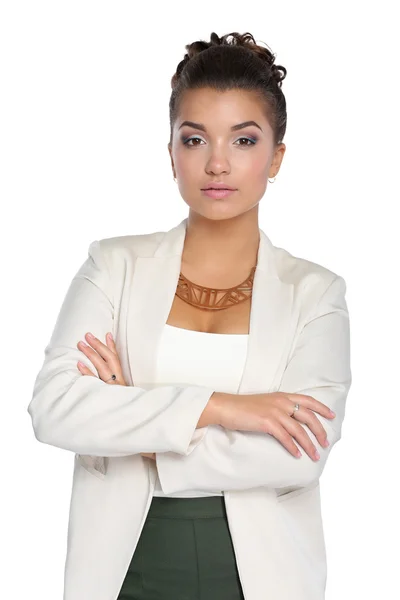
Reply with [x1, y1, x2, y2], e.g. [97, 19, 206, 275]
[182, 208, 260, 272]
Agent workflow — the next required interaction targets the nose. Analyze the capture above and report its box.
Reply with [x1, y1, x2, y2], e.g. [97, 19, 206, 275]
[205, 147, 231, 176]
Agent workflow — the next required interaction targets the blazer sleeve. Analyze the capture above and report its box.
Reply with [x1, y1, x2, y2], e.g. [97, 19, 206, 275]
[27, 240, 214, 457]
[156, 275, 352, 494]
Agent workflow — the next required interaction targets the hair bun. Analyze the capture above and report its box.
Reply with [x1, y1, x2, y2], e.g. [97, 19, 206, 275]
[183, 31, 286, 87]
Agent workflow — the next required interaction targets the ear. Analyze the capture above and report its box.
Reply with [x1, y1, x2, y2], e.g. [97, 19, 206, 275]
[167, 143, 176, 178]
[270, 143, 286, 177]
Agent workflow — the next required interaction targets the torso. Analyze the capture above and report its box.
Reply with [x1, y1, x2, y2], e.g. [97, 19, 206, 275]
[166, 262, 253, 335]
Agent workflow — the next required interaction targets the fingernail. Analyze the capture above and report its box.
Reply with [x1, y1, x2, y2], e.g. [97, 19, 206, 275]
[107, 332, 113, 341]
[323, 439, 330, 447]
[86, 332, 94, 339]
[314, 451, 320, 460]
[77, 361, 85, 368]
[330, 410, 336, 417]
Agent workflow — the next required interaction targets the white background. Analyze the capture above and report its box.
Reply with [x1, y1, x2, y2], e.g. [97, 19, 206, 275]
[1, 1, 399, 598]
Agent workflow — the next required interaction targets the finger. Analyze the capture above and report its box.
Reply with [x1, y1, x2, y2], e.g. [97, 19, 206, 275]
[77, 361, 96, 376]
[84, 333, 116, 361]
[280, 414, 321, 461]
[281, 397, 329, 448]
[105, 332, 117, 354]
[296, 409, 330, 449]
[83, 333, 123, 380]
[286, 393, 335, 419]
[77, 341, 110, 381]
[105, 334, 126, 385]
[263, 421, 302, 458]
[77, 334, 125, 385]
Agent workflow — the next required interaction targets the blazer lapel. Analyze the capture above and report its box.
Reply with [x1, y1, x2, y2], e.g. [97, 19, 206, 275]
[126, 216, 294, 395]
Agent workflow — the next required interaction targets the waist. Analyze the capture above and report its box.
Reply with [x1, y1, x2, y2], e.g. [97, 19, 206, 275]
[148, 495, 227, 519]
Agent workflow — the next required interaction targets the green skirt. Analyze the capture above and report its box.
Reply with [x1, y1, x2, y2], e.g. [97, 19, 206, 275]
[116, 495, 245, 600]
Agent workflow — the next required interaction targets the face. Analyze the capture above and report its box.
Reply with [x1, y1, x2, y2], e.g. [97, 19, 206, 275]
[168, 87, 286, 221]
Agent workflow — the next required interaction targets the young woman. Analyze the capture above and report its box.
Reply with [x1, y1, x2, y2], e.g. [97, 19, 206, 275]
[28, 32, 351, 600]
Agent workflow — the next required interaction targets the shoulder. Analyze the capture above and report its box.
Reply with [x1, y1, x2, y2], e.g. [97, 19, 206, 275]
[269, 240, 347, 308]
[273, 242, 339, 282]
[93, 229, 166, 263]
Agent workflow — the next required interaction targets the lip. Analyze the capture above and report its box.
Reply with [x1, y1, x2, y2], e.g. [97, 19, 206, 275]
[201, 183, 237, 190]
[201, 189, 237, 199]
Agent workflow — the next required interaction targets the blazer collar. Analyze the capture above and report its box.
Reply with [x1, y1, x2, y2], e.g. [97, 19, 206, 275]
[125, 217, 294, 395]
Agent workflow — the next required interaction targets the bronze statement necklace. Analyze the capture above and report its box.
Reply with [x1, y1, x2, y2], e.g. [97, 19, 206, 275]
[176, 266, 257, 312]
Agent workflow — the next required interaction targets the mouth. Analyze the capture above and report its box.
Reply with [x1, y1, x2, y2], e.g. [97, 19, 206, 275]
[201, 186, 237, 191]
[201, 188, 237, 199]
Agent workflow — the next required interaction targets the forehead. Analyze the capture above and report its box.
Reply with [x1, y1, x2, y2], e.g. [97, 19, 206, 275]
[177, 88, 269, 129]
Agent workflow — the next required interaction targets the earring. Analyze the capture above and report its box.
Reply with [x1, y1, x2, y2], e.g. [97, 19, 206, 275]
[268, 175, 276, 184]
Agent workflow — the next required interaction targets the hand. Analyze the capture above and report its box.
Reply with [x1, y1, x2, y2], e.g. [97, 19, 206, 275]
[215, 392, 335, 461]
[77, 331, 127, 385]
[77, 332, 155, 460]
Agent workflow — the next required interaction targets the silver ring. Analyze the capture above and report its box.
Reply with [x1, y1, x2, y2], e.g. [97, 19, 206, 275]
[106, 374, 117, 383]
[291, 403, 300, 417]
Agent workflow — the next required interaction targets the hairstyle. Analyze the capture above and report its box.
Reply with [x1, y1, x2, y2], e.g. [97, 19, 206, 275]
[169, 32, 287, 148]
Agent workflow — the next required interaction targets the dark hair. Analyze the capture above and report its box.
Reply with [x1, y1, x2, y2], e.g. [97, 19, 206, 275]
[169, 31, 287, 148]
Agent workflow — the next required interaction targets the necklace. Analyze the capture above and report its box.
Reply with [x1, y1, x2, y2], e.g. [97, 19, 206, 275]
[176, 266, 257, 311]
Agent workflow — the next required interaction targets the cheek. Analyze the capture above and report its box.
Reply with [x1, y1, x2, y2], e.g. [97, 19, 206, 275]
[238, 153, 269, 181]
[173, 147, 198, 178]
[235, 155, 269, 202]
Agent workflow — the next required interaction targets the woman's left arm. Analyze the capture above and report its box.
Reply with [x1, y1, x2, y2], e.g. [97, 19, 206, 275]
[155, 275, 352, 494]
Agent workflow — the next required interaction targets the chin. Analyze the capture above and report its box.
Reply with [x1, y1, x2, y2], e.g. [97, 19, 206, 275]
[189, 204, 249, 222]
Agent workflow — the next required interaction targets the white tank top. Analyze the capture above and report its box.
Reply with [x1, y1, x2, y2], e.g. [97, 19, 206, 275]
[153, 323, 249, 498]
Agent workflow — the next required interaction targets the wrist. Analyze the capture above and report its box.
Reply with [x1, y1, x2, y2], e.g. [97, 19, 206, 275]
[199, 392, 233, 427]
[209, 392, 225, 426]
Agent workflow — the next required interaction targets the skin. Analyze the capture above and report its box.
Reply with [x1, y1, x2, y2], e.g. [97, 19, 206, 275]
[76, 87, 288, 461]
[168, 87, 286, 273]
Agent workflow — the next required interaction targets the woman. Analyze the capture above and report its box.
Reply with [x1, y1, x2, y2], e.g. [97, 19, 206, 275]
[28, 32, 351, 600]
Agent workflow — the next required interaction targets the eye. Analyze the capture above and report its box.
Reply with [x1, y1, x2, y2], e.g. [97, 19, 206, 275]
[182, 136, 204, 147]
[235, 137, 257, 147]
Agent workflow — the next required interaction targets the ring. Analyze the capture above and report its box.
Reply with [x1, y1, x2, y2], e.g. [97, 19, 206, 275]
[106, 374, 117, 383]
[290, 403, 300, 418]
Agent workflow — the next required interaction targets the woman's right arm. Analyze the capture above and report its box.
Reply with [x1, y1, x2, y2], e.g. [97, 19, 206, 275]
[27, 240, 215, 458]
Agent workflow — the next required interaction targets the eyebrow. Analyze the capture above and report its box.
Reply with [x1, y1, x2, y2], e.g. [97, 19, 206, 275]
[178, 120, 263, 133]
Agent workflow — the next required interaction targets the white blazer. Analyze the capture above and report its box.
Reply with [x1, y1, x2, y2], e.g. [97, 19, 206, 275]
[27, 217, 352, 600]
